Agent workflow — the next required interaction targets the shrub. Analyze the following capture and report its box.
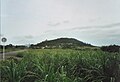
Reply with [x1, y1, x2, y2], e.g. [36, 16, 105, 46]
[101, 45, 120, 53]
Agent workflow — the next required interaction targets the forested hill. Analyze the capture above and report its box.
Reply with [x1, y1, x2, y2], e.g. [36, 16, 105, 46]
[31, 38, 93, 49]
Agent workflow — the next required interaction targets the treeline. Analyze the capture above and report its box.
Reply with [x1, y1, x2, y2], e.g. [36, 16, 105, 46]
[0, 44, 27, 49]
[0, 38, 93, 49]
[101, 45, 120, 53]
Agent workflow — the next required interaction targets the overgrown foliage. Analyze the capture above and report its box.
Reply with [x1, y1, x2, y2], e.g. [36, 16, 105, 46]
[0, 49, 120, 82]
[101, 45, 120, 53]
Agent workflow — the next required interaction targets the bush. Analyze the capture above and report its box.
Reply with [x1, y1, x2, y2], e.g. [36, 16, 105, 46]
[16, 52, 24, 58]
[101, 45, 120, 53]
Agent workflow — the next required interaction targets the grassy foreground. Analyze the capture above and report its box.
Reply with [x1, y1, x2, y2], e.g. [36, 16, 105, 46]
[0, 49, 120, 82]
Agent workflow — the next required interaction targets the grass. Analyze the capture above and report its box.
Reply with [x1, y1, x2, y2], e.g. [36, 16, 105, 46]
[0, 49, 120, 82]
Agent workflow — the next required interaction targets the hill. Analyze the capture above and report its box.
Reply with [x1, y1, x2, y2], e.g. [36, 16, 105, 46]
[30, 38, 93, 49]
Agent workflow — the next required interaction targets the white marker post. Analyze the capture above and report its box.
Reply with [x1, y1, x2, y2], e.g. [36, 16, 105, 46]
[1, 37, 7, 60]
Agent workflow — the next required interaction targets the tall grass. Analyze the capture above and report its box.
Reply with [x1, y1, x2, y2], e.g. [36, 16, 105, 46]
[0, 49, 120, 82]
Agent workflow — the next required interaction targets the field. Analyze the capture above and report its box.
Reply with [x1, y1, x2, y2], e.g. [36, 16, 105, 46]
[0, 49, 120, 82]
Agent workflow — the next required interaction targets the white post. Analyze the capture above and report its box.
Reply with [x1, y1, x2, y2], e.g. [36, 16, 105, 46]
[3, 42, 5, 60]
[1, 37, 7, 60]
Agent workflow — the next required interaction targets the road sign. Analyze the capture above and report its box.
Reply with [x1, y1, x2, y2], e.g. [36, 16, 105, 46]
[2, 37, 7, 42]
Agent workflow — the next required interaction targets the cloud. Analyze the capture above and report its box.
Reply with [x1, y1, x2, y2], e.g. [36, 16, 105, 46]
[96, 22, 120, 28]
[14, 35, 34, 40]
[70, 22, 120, 31]
[13, 35, 34, 43]
[47, 22, 61, 26]
[63, 20, 70, 23]
[47, 20, 70, 27]
[45, 22, 119, 44]
[2, 0, 120, 46]
[12, 35, 35, 44]
[24, 35, 34, 39]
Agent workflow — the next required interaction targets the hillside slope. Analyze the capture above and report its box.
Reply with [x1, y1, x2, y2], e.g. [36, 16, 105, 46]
[31, 38, 93, 49]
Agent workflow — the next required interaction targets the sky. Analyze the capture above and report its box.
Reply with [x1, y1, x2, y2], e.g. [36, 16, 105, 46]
[1, 0, 120, 46]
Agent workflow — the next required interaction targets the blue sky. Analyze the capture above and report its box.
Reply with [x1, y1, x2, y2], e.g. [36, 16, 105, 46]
[1, 0, 120, 46]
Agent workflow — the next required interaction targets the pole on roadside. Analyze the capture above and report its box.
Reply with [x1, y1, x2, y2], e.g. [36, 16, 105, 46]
[1, 37, 7, 60]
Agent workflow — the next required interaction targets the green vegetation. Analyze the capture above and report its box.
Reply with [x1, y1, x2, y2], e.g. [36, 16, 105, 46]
[0, 44, 27, 53]
[30, 38, 93, 49]
[0, 49, 120, 82]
